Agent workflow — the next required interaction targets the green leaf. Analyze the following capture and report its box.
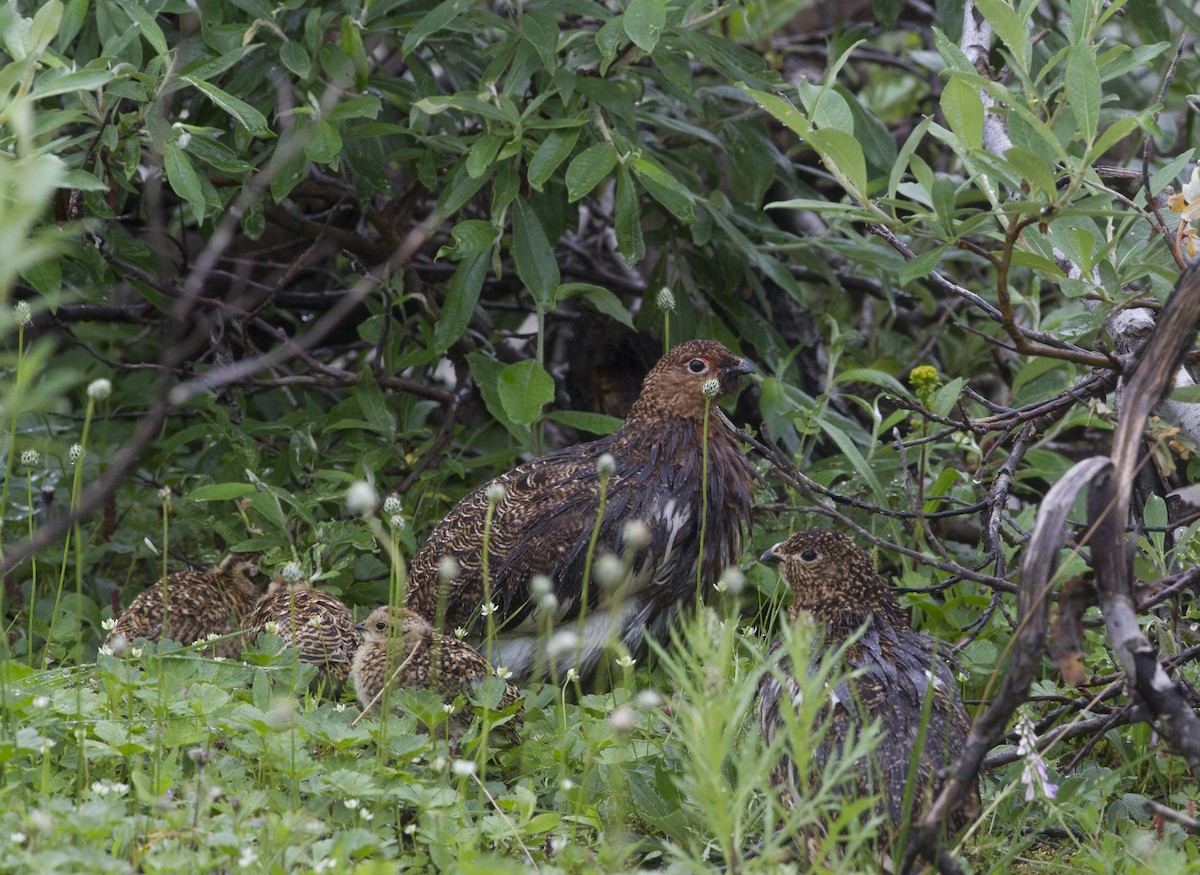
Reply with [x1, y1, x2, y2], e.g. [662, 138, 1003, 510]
[512, 199, 560, 310]
[817, 419, 886, 502]
[1005, 146, 1058, 201]
[187, 482, 257, 501]
[932, 376, 966, 418]
[437, 219, 497, 260]
[623, 0, 665, 53]
[545, 409, 624, 435]
[467, 133, 505, 179]
[116, 0, 168, 56]
[807, 128, 868, 198]
[304, 120, 342, 165]
[614, 164, 645, 264]
[528, 128, 580, 191]
[433, 249, 489, 354]
[280, 42, 310, 79]
[181, 76, 272, 138]
[522, 11, 559, 69]
[940, 76, 983, 150]
[556, 282, 634, 328]
[566, 142, 618, 201]
[1066, 44, 1101, 144]
[629, 156, 694, 223]
[30, 0, 62, 53]
[402, 0, 475, 56]
[497, 359, 555, 426]
[162, 141, 206, 223]
[972, 0, 1030, 73]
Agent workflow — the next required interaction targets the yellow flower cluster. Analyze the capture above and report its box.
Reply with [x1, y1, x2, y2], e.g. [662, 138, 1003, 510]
[1167, 167, 1200, 258]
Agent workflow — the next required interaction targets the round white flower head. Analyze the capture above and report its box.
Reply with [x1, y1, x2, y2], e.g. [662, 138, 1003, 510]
[32, 695, 50, 710]
[635, 689, 662, 709]
[14, 300, 31, 326]
[614, 654, 636, 669]
[451, 758, 476, 777]
[596, 453, 616, 478]
[263, 621, 279, 635]
[622, 519, 650, 549]
[438, 555, 460, 583]
[87, 378, 112, 401]
[565, 667, 579, 683]
[608, 705, 635, 733]
[343, 798, 360, 810]
[655, 287, 676, 312]
[389, 514, 406, 531]
[485, 483, 507, 503]
[69, 443, 83, 464]
[529, 574, 553, 598]
[358, 808, 373, 821]
[345, 480, 377, 516]
[382, 495, 402, 516]
[594, 553, 623, 588]
[701, 378, 720, 399]
[538, 591, 559, 613]
[9, 831, 26, 845]
[546, 629, 579, 657]
[717, 565, 744, 595]
[157, 486, 172, 503]
[238, 847, 257, 869]
[281, 562, 303, 583]
[20, 449, 39, 467]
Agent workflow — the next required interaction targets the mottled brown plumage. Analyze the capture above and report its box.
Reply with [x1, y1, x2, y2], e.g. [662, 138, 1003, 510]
[405, 339, 755, 679]
[351, 606, 524, 744]
[104, 553, 265, 657]
[757, 529, 977, 854]
[244, 579, 361, 692]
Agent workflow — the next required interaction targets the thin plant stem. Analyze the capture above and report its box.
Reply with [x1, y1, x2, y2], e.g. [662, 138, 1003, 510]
[575, 462, 610, 679]
[25, 465, 36, 667]
[696, 393, 713, 596]
[0, 319, 26, 564]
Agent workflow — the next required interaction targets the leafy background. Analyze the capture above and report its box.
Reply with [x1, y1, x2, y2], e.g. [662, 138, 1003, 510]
[2, 0, 1200, 870]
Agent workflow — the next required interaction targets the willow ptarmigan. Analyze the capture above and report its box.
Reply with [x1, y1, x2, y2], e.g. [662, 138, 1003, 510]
[757, 529, 977, 855]
[405, 339, 755, 680]
[244, 578, 361, 692]
[351, 606, 524, 744]
[104, 552, 265, 658]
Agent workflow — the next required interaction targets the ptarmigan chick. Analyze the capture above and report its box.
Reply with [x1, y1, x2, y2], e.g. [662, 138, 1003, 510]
[104, 552, 265, 658]
[351, 605, 524, 744]
[757, 529, 977, 857]
[244, 578, 361, 692]
[405, 339, 755, 680]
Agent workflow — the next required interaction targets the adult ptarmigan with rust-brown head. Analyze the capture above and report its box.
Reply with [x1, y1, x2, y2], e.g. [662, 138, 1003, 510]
[405, 339, 755, 680]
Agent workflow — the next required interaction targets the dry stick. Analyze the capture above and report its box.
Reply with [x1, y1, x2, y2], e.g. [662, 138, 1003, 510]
[1144, 799, 1200, 834]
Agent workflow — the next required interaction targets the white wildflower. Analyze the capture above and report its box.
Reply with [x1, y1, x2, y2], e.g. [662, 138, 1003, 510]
[485, 483, 507, 503]
[479, 602, 497, 618]
[442, 703, 456, 715]
[622, 519, 650, 549]
[69, 444, 84, 465]
[594, 553, 623, 588]
[205, 632, 221, 642]
[529, 575, 552, 598]
[451, 758, 476, 777]
[157, 486, 171, 503]
[238, 847, 257, 868]
[382, 495, 402, 516]
[717, 565, 744, 594]
[87, 378, 112, 400]
[1015, 714, 1058, 802]
[438, 556, 460, 582]
[334, 703, 348, 713]
[608, 705, 635, 733]
[565, 667, 579, 683]
[32, 696, 50, 709]
[358, 808, 373, 821]
[635, 689, 662, 709]
[538, 592, 559, 613]
[453, 626, 467, 640]
[655, 287, 676, 312]
[701, 378, 720, 398]
[20, 449, 39, 467]
[495, 665, 513, 680]
[281, 562, 303, 584]
[596, 453, 615, 478]
[547, 630, 579, 658]
[9, 831, 26, 845]
[615, 654, 636, 670]
[343, 798, 360, 810]
[345, 480, 377, 515]
[101, 617, 118, 632]
[389, 514, 406, 531]
[263, 621, 279, 635]
[404, 824, 417, 836]
[14, 300, 31, 326]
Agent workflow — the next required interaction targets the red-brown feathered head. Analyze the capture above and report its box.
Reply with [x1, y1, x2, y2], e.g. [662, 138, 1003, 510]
[626, 339, 754, 422]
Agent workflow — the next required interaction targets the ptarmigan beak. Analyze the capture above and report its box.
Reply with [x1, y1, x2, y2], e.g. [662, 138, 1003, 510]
[353, 621, 365, 632]
[725, 358, 755, 379]
[759, 545, 782, 566]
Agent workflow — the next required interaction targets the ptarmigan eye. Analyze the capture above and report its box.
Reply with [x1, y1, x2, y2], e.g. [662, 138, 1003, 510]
[375, 622, 386, 631]
[800, 549, 818, 562]
[687, 358, 707, 374]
